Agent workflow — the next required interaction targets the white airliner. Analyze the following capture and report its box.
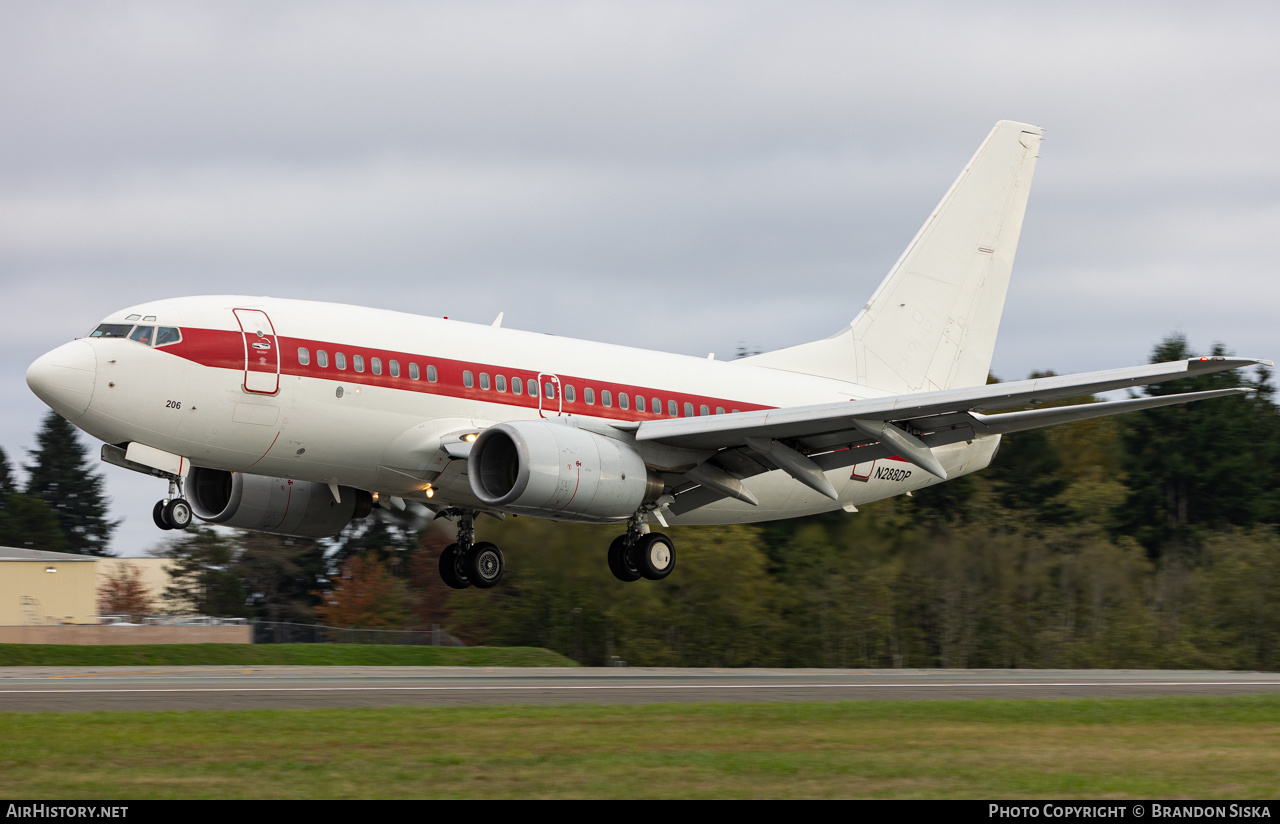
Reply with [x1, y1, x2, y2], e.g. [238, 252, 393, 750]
[26, 121, 1267, 589]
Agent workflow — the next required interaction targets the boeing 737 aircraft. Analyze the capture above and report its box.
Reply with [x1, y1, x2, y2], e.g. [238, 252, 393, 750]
[26, 121, 1268, 589]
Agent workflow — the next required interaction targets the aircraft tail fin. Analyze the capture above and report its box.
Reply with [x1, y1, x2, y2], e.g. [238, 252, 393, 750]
[745, 120, 1043, 393]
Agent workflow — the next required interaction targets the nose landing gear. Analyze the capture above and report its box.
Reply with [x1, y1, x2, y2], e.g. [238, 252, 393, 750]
[152, 476, 193, 531]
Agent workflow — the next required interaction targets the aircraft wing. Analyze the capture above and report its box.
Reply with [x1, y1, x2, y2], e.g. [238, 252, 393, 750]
[628, 356, 1267, 513]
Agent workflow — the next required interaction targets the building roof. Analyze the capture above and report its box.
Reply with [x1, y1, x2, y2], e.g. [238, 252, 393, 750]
[0, 547, 98, 562]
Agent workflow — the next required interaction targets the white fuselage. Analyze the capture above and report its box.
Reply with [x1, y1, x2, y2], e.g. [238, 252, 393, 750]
[36, 295, 999, 525]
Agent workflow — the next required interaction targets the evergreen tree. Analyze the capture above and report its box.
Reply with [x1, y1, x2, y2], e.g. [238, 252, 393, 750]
[24, 412, 116, 556]
[1115, 334, 1280, 556]
[235, 532, 328, 623]
[0, 492, 69, 552]
[160, 528, 249, 617]
[0, 446, 13, 498]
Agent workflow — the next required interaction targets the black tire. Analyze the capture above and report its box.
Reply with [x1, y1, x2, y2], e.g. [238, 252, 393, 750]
[464, 542, 504, 589]
[607, 535, 641, 582]
[163, 498, 193, 530]
[634, 532, 675, 580]
[152, 501, 174, 530]
[439, 542, 471, 589]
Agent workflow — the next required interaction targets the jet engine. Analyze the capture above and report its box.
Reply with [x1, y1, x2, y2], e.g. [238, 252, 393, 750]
[187, 467, 372, 538]
[468, 421, 662, 521]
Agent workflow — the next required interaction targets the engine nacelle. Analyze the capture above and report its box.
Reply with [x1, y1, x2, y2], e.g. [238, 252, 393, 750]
[468, 421, 662, 521]
[187, 467, 372, 538]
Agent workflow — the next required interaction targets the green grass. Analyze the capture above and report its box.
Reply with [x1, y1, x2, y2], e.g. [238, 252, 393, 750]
[0, 643, 575, 667]
[2, 696, 1279, 798]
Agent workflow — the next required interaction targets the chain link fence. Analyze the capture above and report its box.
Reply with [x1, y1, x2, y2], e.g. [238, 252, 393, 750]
[251, 621, 466, 646]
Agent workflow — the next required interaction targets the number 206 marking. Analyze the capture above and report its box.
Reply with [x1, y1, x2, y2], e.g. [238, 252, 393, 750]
[165, 400, 182, 409]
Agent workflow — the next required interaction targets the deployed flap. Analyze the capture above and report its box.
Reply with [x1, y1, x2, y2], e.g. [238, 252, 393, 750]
[970, 388, 1250, 435]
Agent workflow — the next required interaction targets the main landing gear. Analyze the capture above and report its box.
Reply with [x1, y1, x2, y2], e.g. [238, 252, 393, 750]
[152, 476, 192, 531]
[438, 510, 505, 590]
[607, 518, 676, 583]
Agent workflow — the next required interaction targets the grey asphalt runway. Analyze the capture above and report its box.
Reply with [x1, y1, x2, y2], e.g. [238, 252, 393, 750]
[1, 667, 1278, 712]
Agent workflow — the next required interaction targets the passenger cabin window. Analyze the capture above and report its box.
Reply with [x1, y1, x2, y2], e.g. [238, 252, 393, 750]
[479, 373, 490, 390]
[564, 385, 575, 403]
[684, 402, 694, 418]
[635, 396, 645, 412]
[652, 397, 661, 415]
[584, 387, 595, 405]
[427, 365, 438, 383]
[128, 326, 154, 346]
[529, 380, 540, 399]
[496, 375, 507, 393]
[371, 357, 382, 376]
[389, 360, 400, 378]
[668, 400, 678, 417]
[317, 350, 329, 368]
[601, 390, 612, 408]
[700, 405, 710, 416]
[512, 377, 523, 395]
[89, 324, 133, 338]
[408, 362, 418, 380]
[353, 355, 365, 373]
[463, 370, 474, 388]
[335, 353, 347, 370]
[716, 407, 725, 415]
[544, 382, 555, 400]
[298, 348, 310, 366]
[619, 393, 629, 410]
[154, 327, 181, 346]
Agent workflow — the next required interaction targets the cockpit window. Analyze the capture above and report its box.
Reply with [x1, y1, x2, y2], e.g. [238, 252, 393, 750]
[90, 324, 133, 338]
[154, 327, 181, 346]
[129, 325, 155, 346]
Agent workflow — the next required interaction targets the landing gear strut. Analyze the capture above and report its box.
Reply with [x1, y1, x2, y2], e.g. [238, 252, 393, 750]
[438, 510, 505, 590]
[152, 476, 192, 531]
[608, 516, 675, 583]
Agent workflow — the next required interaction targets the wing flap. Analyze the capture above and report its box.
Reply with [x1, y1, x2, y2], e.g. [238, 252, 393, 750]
[970, 388, 1250, 435]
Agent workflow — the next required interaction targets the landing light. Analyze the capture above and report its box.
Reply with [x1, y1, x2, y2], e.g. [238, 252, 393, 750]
[464, 433, 478, 443]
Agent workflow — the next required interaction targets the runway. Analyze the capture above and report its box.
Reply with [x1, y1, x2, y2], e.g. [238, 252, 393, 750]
[1, 667, 1278, 712]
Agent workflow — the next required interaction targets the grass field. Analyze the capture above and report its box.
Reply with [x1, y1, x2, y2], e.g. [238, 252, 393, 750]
[0, 643, 576, 667]
[2, 696, 1278, 799]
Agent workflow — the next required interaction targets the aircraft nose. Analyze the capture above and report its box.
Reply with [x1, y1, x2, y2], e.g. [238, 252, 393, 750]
[27, 340, 97, 420]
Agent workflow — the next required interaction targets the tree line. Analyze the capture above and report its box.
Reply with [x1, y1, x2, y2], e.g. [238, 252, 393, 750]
[7, 334, 1279, 669]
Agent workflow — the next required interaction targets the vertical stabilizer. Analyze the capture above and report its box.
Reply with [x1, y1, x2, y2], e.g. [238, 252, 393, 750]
[745, 120, 1042, 393]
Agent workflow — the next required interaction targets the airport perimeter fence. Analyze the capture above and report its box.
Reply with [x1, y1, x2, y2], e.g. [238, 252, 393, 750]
[251, 620, 466, 647]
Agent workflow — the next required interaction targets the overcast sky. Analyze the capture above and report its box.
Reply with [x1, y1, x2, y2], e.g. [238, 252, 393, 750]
[2, 1, 1277, 555]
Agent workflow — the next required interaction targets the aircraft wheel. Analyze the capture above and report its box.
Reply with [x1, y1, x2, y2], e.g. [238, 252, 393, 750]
[439, 543, 471, 590]
[607, 535, 641, 583]
[153, 501, 174, 531]
[634, 532, 675, 581]
[464, 542, 504, 589]
[163, 498, 193, 530]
